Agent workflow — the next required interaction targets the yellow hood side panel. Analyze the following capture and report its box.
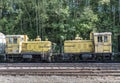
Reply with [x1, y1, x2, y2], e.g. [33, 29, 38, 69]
[22, 41, 52, 53]
[64, 40, 94, 53]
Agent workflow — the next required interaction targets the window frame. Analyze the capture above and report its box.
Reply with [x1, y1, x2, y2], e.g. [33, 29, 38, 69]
[97, 36, 102, 43]
[13, 37, 17, 44]
[8, 37, 13, 44]
[104, 36, 108, 42]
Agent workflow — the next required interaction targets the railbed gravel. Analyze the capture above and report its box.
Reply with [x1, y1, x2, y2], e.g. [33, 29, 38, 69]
[0, 75, 120, 83]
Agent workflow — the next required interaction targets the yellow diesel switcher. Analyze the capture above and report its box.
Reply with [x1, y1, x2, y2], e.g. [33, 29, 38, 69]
[63, 32, 112, 61]
[5, 35, 52, 62]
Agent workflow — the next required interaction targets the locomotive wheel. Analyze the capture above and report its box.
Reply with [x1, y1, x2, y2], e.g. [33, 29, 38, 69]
[96, 57, 102, 62]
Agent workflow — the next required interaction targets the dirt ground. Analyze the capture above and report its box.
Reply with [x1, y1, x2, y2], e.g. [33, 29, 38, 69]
[0, 75, 120, 83]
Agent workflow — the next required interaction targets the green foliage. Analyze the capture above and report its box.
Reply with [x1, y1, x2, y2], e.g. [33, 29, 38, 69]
[75, 7, 98, 39]
[0, 0, 22, 34]
[0, 0, 120, 51]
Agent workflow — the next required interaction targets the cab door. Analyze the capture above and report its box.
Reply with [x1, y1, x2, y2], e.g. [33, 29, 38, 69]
[94, 35, 104, 53]
[103, 35, 112, 52]
[97, 36, 104, 52]
[94, 33, 112, 53]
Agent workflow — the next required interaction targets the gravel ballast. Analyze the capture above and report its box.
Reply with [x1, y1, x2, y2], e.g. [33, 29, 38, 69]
[0, 76, 119, 83]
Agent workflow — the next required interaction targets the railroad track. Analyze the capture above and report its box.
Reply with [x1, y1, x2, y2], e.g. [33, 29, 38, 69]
[0, 63, 120, 76]
[0, 69, 120, 76]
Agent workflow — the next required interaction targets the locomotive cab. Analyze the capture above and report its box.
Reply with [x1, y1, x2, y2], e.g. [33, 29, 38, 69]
[5, 35, 28, 62]
[93, 32, 112, 60]
[6, 35, 28, 54]
[93, 32, 112, 53]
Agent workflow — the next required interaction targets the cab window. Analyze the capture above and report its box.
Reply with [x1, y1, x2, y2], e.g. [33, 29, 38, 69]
[13, 37, 17, 44]
[8, 37, 18, 44]
[98, 36, 102, 42]
[104, 36, 108, 42]
[9, 38, 13, 44]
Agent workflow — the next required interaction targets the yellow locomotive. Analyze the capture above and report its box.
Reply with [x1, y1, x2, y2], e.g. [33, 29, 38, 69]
[3, 32, 112, 62]
[64, 32, 112, 61]
[5, 35, 52, 62]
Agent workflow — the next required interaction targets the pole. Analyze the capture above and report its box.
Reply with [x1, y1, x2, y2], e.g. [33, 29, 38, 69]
[118, 0, 120, 25]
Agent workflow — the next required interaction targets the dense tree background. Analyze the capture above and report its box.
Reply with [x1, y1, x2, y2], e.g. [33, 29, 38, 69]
[0, 0, 120, 51]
